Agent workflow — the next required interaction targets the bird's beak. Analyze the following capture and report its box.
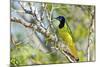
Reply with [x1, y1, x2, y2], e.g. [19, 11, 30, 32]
[55, 17, 59, 20]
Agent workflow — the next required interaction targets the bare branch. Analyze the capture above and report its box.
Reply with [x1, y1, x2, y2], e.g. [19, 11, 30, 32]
[18, 1, 32, 14]
[87, 6, 95, 61]
[11, 16, 33, 28]
[28, 2, 32, 12]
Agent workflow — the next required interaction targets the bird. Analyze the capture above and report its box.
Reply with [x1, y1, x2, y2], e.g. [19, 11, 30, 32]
[52, 16, 79, 62]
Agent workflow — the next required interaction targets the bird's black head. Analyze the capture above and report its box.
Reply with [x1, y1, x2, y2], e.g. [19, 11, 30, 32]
[56, 16, 66, 28]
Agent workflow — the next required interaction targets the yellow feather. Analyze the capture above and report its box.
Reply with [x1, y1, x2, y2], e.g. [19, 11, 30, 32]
[58, 24, 78, 59]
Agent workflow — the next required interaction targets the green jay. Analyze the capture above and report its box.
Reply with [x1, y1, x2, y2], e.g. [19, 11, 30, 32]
[52, 16, 79, 62]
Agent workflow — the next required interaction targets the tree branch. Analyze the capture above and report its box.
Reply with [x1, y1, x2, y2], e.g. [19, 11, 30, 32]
[87, 6, 95, 61]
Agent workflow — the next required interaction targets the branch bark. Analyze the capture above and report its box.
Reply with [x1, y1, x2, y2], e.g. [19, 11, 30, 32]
[87, 6, 95, 61]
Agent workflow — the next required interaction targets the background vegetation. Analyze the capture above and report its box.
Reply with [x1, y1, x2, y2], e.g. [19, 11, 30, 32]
[10, 0, 95, 66]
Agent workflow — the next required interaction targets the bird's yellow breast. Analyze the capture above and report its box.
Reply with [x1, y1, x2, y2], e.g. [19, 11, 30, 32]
[57, 24, 78, 59]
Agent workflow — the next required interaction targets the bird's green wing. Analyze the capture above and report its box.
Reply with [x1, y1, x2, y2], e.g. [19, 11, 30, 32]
[65, 22, 75, 42]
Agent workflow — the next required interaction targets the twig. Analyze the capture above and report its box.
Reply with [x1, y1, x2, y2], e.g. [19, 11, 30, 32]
[28, 2, 32, 11]
[18, 1, 32, 14]
[10, 34, 16, 47]
[11, 17, 33, 28]
[87, 7, 95, 61]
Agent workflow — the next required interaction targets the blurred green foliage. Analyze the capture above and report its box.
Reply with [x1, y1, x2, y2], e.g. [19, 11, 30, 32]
[11, 0, 95, 66]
